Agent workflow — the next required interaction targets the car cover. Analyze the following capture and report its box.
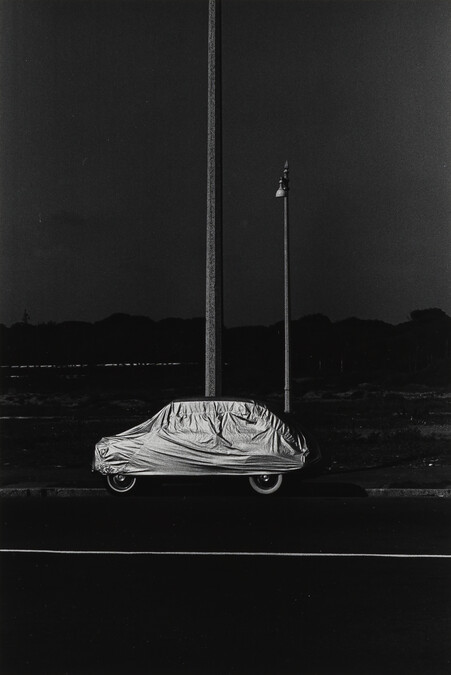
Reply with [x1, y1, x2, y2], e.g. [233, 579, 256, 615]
[93, 398, 309, 476]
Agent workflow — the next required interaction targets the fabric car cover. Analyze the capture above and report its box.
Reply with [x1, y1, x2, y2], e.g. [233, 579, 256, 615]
[93, 399, 308, 476]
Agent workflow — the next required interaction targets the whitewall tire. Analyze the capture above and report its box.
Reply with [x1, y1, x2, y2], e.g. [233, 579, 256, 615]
[249, 474, 283, 495]
[106, 474, 137, 494]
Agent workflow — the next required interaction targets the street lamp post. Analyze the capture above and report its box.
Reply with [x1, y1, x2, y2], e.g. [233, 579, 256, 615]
[276, 161, 291, 414]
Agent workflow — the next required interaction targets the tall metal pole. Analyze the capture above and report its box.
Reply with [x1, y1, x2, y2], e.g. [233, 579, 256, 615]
[276, 161, 291, 414]
[205, 0, 223, 397]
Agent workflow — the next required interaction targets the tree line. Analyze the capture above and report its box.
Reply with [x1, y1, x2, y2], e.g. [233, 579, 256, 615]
[1, 308, 450, 383]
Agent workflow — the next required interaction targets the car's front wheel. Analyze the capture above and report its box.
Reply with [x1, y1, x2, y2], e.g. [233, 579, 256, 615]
[106, 474, 137, 494]
[249, 474, 283, 495]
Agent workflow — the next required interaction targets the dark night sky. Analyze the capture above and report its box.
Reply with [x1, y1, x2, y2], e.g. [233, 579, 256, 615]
[0, 0, 450, 327]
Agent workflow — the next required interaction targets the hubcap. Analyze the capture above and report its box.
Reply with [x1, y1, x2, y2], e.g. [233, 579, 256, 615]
[258, 474, 276, 486]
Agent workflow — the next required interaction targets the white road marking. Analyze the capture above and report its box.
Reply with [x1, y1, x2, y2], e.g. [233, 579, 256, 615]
[0, 549, 450, 558]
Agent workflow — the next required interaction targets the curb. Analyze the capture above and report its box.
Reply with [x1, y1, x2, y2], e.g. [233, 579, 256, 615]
[365, 488, 451, 499]
[1, 486, 451, 498]
[0, 487, 107, 498]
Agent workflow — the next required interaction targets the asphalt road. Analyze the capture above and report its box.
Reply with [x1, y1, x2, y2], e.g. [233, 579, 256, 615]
[1, 493, 450, 675]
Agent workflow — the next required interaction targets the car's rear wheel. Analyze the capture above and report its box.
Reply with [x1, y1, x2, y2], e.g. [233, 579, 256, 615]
[106, 474, 137, 494]
[249, 474, 283, 495]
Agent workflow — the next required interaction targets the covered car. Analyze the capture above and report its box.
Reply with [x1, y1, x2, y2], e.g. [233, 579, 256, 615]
[93, 397, 320, 494]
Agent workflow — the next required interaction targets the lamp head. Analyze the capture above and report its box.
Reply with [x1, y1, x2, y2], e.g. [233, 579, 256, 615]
[275, 177, 287, 198]
[275, 161, 289, 197]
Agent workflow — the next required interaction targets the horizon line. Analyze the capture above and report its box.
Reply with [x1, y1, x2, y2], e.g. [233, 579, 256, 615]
[2, 307, 449, 330]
